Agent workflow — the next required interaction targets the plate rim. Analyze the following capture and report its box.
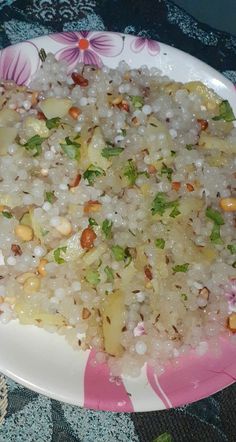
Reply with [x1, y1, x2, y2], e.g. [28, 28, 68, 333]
[0, 30, 235, 412]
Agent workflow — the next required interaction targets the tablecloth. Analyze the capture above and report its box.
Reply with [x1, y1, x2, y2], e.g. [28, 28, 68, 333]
[0, 1, 236, 441]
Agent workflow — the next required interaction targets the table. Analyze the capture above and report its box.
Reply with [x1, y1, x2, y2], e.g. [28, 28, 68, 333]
[0, 1, 236, 441]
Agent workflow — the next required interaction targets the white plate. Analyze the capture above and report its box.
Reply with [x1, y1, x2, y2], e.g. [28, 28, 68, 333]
[0, 31, 236, 412]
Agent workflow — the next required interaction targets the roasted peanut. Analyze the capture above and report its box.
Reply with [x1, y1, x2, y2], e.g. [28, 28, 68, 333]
[80, 227, 97, 249]
[220, 197, 236, 212]
[15, 224, 33, 241]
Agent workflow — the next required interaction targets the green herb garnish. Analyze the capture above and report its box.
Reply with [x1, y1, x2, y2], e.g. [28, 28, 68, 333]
[160, 163, 173, 182]
[83, 165, 105, 185]
[171, 150, 176, 157]
[60, 136, 81, 160]
[46, 117, 61, 130]
[120, 129, 127, 136]
[210, 223, 223, 244]
[185, 144, 193, 150]
[39, 48, 47, 62]
[152, 432, 173, 442]
[181, 293, 188, 301]
[124, 159, 138, 185]
[88, 217, 98, 227]
[112, 245, 126, 261]
[206, 207, 224, 245]
[45, 191, 54, 204]
[104, 266, 114, 282]
[232, 261, 236, 268]
[23, 135, 46, 157]
[151, 192, 179, 216]
[206, 207, 224, 225]
[85, 268, 100, 285]
[155, 238, 165, 249]
[130, 95, 144, 109]
[111, 246, 132, 265]
[172, 263, 189, 273]
[227, 244, 236, 254]
[101, 147, 124, 158]
[169, 206, 181, 218]
[212, 100, 235, 122]
[53, 246, 67, 264]
[102, 219, 113, 239]
[2, 211, 12, 219]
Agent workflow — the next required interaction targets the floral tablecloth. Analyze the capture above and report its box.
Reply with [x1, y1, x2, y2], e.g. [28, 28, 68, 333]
[0, 1, 236, 441]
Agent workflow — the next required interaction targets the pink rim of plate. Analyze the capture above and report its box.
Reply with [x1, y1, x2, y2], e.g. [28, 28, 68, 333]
[0, 31, 235, 412]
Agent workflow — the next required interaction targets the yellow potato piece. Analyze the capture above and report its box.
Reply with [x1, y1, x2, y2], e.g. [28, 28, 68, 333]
[39, 97, 72, 119]
[183, 81, 221, 110]
[0, 127, 18, 155]
[0, 108, 20, 126]
[199, 133, 236, 154]
[14, 302, 67, 326]
[23, 116, 50, 138]
[102, 290, 125, 356]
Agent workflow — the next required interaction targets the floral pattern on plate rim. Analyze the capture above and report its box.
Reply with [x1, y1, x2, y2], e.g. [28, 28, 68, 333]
[50, 31, 125, 69]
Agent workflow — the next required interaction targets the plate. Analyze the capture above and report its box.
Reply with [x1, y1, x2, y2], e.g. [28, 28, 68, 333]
[0, 31, 235, 412]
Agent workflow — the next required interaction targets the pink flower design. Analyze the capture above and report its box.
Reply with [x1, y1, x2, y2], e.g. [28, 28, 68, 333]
[131, 36, 160, 56]
[133, 321, 146, 337]
[225, 279, 236, 312]
[51, 31, 124, 70]
[0, 42, 39, 85]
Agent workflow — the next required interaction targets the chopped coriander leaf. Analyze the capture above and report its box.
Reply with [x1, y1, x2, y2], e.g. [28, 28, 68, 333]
[83, 165, 105, 185]
[2, 211, 12, 219]
[155, 238, 165, 249]
[65, 136, 80, 147]
[120, 128, 127, 136]
[111, 245, 132, 263]
[171, 150, 176, 157]
[102, 219, 113, 239]
[23, 135, 46, 157]
[85, 268, 100, 285]
[124, 248, 132, 267]
[232, 261, 236, 268]
[210, 223, 223, 244]
[172, 263, 189, 273]
[38, 48, 47, 62]
[53, 246, 67, 264]
[150, 122, 157, 127]
[160, 163, 173, 182]
[227, 244, 236, 254]
[60, 136, 81, 160]
[101, 147, 124, 158]
[112, 245, 126, 261]
[169, 206, 181, 218]
[45, 191, 54, 204]
[185, 144, 193, 150]
[104, 266, 114, 282]
[152, 433, 173, 442]
[138, 171, 150, 178]
[124, 159, 138, 185]
[212, 100, 235, 122]
[130, 95, 144, 109]
[46, 117, 61, 130]
[151, 192, 179, 216]
[206, 207, 224, 225]
[88, 217, 98, 227]
[181, 293, 188, 301]
[151, 193, 168, 216]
